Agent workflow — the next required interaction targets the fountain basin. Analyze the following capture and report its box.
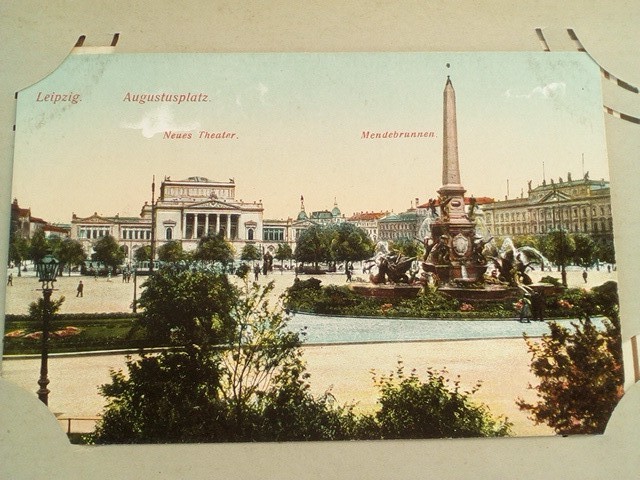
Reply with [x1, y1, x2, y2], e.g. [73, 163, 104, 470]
[438, 285, 520, 302]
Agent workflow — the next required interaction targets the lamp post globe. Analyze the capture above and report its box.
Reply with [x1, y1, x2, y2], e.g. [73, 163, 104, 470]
[35, 254, 59, 406]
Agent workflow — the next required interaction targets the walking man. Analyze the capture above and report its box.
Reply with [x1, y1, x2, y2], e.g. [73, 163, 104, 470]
[582, 269, 588, 284]
[76, 280, 84, 297]
[7, 273, 13, 286]
[519, 294, 532, 323]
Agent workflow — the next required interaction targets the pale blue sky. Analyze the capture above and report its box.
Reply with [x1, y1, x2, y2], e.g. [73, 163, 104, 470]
[13, 52, 608, 223]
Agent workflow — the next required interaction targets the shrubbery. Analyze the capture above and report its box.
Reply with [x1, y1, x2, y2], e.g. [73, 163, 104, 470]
[91, 268, 511, 443]
[284, 278, 615, 323]
[357, 362, 512, 439]
[286, 279, 522, 319]
[517, 281, 623, 435]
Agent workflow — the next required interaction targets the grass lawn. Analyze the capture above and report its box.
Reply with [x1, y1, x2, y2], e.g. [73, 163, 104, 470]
[3, 314, 157, 355]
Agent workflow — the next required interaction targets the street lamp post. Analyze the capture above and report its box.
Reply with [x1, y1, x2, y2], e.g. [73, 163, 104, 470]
[34, 254, 60, 406]
[132, 263, 138, 313]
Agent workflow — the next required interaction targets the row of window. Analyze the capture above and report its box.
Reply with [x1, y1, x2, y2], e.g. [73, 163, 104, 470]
[489, 204, 611, 223]
[263, 227, 285, 241]
[495, 218, 613, 236]
[167, 187, 232, 197]
[380, 223, 415, 231]
[123, 229, 152, 240]
[77, 228, 111, 239]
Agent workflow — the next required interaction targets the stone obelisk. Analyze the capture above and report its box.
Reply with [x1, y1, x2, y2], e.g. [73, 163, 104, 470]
[438, 76, 468, 225]
[430, 76, 482, 283]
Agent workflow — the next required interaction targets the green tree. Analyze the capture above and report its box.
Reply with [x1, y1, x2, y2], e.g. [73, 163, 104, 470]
[194, 233, 235, 264]
[219, 281, 307, 438]
[56, 237, 87, 276]
[92, 349, 227, 443]
[29, 228, 49, 264]
[517, 281, 623, 435]
[8, 232, 30, 277]
[240, 243, 261, 263]
[328, 223, 375, 266]
[157, 240, 185, 263]
[136, 264, 237, 345]
[360, 361, 511, 439]
[389, 237, 422, 259]
[93, 234, 126, 272]
[274, 243, 293, 268]
[134, 245, 152, 263]
[572, 233, 597, 267]
[540, 230, 575, 286]
[512, 234, 540, 250]
[596, 236, 615, 264]
[92, 277, 356, 443]
[540, 230, 576, 266]
[295, 224, 332, 270]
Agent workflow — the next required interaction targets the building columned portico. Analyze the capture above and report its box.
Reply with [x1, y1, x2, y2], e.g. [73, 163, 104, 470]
[71, 176, 265, 261]
[149, 177, 263, 251]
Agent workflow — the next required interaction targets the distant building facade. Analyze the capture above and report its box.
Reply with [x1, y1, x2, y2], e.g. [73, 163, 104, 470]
[71, 176, 264, 261]
[10, 198, 69, 239]
[482, 174, 613, 241]
[345, 211, 389, 242]
[378, 210, 420, 241]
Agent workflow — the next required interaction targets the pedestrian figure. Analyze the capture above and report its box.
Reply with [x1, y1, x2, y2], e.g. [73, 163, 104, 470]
[531, 291, 545, 322]
[607, 264, 611, 273]
[519, 294, 532, 323]
[76, 280, 84, 297]
[7, 273, 13, 286]
[582, 269, 588, 283]
[254, 264, 260, 282]
[345, 265, 352, 282]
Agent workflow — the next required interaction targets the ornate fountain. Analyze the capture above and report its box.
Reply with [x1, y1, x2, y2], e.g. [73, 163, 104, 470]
[352, 77, 553, 302]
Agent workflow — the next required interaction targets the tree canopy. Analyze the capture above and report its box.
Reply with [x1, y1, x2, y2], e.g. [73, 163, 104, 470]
[240, 243, 261, 263]
[295, 223, 374, 269]
[135, 264, 237, 345]
[156, 240, 186, 263]
[194, 233, 235, 264]
[54, 237, 87, 276]
[28, 228, 49, 263]
[134, 245, 152, 263]
[8, 232, 30, 276]
[93, 234, 126, 270]
[295, 225, 332, 269]
[329, 223, 375, 263]
[539, 230, 576, 267]
[517, 281, 623, 435]
[274, 243, 293, 266]
[571, 233, 597, 267]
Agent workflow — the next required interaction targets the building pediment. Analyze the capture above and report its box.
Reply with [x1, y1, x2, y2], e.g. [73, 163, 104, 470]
[73, 213, 113, 224]
[535, 190, 573, 204]
[187, 199, 241, 210]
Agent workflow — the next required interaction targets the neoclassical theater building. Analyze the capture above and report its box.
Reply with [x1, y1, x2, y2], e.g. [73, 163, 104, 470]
[71, 176, 267, 261]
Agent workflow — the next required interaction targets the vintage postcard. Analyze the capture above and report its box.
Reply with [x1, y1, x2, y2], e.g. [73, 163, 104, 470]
[2, 51, 623, 444]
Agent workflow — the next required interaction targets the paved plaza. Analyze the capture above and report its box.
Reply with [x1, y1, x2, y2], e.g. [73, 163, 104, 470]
[2, 264, 618, 316]
[1, 265, 618, 437]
